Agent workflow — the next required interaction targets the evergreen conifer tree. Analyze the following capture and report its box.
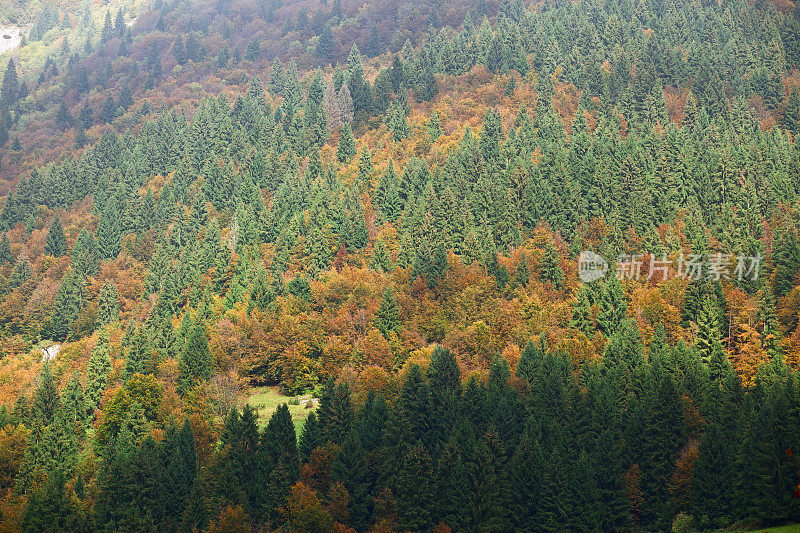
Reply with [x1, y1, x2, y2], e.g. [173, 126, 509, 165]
[178, 319, 213, 393]
[44, 214, 67, 257]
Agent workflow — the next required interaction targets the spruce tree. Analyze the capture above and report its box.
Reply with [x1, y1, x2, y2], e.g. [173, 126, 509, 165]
[1, 59, 18, 107]
[540, 241, 564, 289]
[336, 122, 356, 162]
[46, 269, 87, 341]
[374, 287, 400, 338]
[86, 332, 112, 412]
[479, 108, 503, 164]
[0, 233, 11, 264]
[365, 26, 383, 58]
[98, 281, 120, 325]
[316, 380, 354, 444]
[785, 86, 799, 134]
[44, 214, 67, 257]
[97, 200, 121, 260]
[55, 101, 73, 132]
[695, 296, 727, 376]
[298, 411, 321, 460]
[331, 431, 372, 529]
[101, 10, 114, 43]
[571, 286, 592, 334]
[71, 228, 99, 277]
[370, 238, 394, 272]
[428, 110, 442, 141]
[21, 470, 73, 532]
[396, 443, 435, 531]
[597, 276, 627, 336]
[123, 326, 151, 380]
[32, 362, 61, 426]
[509, 434, 545, 530]
[389, 100, 409, 141]
[261, 404, 299, 522]
[61, 371, 87, 425]
[178, 319, 213, 393]
[690, 415, 736, 527]
[316, 26, 336, 62]
[517, 336, 545, 383]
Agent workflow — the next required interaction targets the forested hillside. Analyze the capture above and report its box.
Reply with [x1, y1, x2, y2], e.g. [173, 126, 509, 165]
[0, 0, 800, 530]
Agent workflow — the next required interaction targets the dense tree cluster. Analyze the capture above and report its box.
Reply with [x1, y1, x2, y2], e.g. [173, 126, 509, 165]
[2, 341, 799, 531]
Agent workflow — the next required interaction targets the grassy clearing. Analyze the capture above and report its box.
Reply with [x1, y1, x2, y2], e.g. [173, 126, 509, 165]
[732, 525, 800, 533]
[246, 385, 317, 437]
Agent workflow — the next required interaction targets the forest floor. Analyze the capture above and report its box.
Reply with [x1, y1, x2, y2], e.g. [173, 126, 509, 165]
[246, 385, 317, 436]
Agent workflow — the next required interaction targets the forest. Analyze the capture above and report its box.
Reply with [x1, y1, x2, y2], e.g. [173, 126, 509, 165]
[0, 0, 799, 530]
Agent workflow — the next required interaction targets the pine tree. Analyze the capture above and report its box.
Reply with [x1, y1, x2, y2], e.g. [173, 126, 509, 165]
[44, 214, 67, 257]
[178, 319, 213, 393]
